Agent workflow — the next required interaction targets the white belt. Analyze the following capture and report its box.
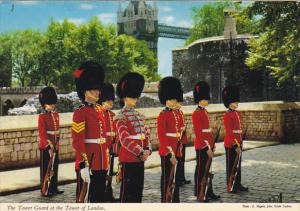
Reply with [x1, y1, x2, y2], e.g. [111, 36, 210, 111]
[106, 132, 116, 136]
[84, 138, 106, 144]
[46, 130, 60, 135]
[202, 128, 212, 133]
[165, 133, 180, 138]
[129, 133, 145, 140]
[232, 130, 242, 134]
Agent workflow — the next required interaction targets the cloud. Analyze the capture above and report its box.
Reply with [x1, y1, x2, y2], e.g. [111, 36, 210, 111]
[79, 4, 95, 10]
[174, 20, 193, 28]
[58, 18, 86, 25]
[160, 16, 175, 25]
[97, 13, 116, 24]
[160, 6, 172, 13]
[17, 1, 39, 5]
[160, 15, 192, 28]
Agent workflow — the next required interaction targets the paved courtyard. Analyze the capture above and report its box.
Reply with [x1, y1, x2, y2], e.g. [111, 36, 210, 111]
[0, 143, 299, 203]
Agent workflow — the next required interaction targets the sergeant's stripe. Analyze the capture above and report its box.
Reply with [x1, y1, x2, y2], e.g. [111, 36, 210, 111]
[72, 122, 85, 133]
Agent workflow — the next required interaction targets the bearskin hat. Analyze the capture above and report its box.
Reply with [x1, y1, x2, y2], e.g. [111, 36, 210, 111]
[39, 86, 57, 106]
[73, 61, 105, 100]
[193, 81, 210, 104]
[99, 83, 115, 103]
[158, 77, 183, 105]
[116, 72, 145, 99]
[222, 85, 240, 108]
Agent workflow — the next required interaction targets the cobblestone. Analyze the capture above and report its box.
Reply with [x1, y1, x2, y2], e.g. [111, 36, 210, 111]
[0, 144, 299, 203]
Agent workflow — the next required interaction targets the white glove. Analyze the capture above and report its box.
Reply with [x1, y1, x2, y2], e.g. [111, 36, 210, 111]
[80, 167, 90, 183]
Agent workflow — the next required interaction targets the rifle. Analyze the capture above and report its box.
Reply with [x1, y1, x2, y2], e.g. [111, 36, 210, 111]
[165, 128, 186, 203]
[41, 150, 56, 196]
[228, 127, 248, 192]
[197, 126, 221, 202]
[105, 137, 118, 202]
[78, 153, 94, 203]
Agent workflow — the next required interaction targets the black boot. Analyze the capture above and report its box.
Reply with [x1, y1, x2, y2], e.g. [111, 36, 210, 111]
[183, 179, 191, 184]
[54, 189, 64, 194]
[238, 184, 248, 192]
[207, 192, 220, 200]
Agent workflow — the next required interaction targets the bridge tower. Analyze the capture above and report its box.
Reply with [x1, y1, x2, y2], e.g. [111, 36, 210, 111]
[117, 0, 158, 55]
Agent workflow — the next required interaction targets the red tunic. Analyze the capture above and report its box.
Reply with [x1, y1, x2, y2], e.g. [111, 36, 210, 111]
[72, 104, 109, 170]
[192, 106, 214, 150]
[114, 106, 151, 163]
[98, 106, 119, 156]
[177, 109, 188, 145]
[38, 111, 60, 150]
[157, 108, 186, 157]
[223, 109, 243, 148]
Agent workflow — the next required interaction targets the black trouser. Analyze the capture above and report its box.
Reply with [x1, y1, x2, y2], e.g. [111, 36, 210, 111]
[194, 149, 215, 197]
[120, 162, 144, 203]
[76, 169, 108, 202]
[160, 155, 180, 203]
[225, 147, 242, 191]
[177, 144, 187, 182]
[40, 149, 59, 194]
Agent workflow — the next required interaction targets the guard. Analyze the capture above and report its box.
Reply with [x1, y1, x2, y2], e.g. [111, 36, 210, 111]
[222, 85, 248, 193]
[157, 77, 185, 203]
[38, 86, 64, 197]
[192, 81, 220, 202]
[72, 61, 108, 202]
[115, 72, 152, 203]
[98, 83, 119, 202]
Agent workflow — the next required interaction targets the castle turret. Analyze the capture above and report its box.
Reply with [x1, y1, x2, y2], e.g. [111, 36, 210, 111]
[117, 0, 158, 60]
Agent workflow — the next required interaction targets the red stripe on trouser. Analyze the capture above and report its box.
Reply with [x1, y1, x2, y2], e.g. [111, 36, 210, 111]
[120, 164, 126, 202]
[76, 171, 81, 202]
[40, 150, 43, 192]
[163, 157, 166, 202]
[196, 150, 201, 197]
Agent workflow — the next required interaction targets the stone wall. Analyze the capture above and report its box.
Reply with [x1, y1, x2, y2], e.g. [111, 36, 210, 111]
[0, 101, 299, 171]
[172, 35, 300, 103]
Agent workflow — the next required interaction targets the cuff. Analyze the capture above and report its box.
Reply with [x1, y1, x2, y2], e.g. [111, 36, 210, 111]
[81, 153, 89, 168]
[79, 161, 86, 169]
[202, 146, 209, 152]
[233, 144, 239, 149]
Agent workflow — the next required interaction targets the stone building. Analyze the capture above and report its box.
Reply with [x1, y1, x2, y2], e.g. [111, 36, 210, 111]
[173, 11, 299, 103]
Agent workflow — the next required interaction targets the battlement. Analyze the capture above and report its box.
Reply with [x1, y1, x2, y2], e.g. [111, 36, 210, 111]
[0, 86, 44, 94]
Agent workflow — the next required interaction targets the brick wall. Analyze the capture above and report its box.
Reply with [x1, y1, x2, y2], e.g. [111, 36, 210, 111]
[0, 102, 299, 171]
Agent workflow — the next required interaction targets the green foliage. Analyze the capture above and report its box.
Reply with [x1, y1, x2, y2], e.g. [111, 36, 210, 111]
[0, 34, 13, 87]
[0, 18, 159, 90]
[10, 30, 43, 87]
[245, 2, 300, 86]
[186, 1, 260, 45]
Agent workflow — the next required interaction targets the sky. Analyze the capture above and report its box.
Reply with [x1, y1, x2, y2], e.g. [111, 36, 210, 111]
[0, 0, 207, 77]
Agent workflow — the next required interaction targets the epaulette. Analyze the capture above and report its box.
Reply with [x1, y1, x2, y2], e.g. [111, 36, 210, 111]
[114, 113, 126, 121]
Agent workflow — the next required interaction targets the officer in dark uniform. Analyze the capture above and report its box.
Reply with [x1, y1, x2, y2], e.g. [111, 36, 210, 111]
[72, 61, 109, 202]
[38, 86, 64, 196]
[192, 81, 220, 202]
[222, 85, 248, 193]
[157, 77, 185, 203]
[114, 72, 152, 203]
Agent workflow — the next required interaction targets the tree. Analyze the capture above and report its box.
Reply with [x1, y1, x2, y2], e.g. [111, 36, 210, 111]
[1, 17, 159, 90]
[186, 2, 260, 45]
[11, 30, 43, 87]
[245, 2, 300, 86]
[0, 33, 13, 87]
